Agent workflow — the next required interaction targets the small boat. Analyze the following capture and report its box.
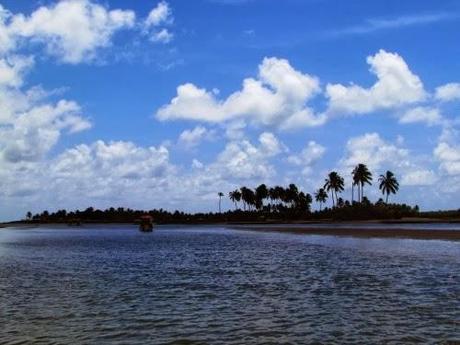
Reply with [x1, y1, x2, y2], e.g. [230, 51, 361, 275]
[139, 215, 154, 232]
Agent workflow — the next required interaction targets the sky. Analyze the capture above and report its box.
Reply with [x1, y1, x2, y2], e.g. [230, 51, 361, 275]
[1, 0, 460, 220]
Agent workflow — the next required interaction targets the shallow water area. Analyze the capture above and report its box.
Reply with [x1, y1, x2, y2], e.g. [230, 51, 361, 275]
[0, 225, 459, 344]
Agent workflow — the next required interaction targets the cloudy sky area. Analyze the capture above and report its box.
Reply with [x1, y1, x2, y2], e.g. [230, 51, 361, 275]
[0, 0, 460, 220]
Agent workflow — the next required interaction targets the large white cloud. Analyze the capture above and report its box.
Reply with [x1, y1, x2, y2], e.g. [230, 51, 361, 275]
[326, 49, 426, 115]
[156, 57, 325, 129]
[3, 0, 136, 63]
[0, 53, 91, 165]
[0, 0, 175, 64]
[339, 132, 436, 187]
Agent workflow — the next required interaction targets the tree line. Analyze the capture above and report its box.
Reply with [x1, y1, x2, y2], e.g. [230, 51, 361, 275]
[224, 164, 400, 214]
[24, 163, 429, 224]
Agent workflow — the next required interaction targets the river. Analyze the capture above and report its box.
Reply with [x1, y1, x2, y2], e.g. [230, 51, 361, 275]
[0, 225, 459, 344]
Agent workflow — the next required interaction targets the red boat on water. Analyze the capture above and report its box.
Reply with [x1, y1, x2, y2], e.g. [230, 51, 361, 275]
[139, 215, 154, 232]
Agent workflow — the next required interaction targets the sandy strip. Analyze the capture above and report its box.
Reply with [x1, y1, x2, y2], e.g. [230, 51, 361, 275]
[231, 225, 460, 241]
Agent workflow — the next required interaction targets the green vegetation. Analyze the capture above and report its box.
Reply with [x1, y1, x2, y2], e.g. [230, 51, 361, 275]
[21, 163, 459, 224]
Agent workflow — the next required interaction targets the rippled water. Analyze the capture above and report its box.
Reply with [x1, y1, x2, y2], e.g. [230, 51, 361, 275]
[0, 226, 459, 344]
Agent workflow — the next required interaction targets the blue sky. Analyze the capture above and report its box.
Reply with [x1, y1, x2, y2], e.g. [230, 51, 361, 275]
[0, 0, 459, 220]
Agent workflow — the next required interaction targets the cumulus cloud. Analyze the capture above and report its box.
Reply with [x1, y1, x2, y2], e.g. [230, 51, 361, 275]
[287, 141, 325, 175]
[339, 132, 436, 187]
[178, 126, 214, 149]
[326, 49, 426, 115]
[156, 57, 324, 129]
[0, 55, 33, 87]
[0, 97, 90, 163]
[434, 142, 460, 176]
[210, 132, 284, 180]
[435, 83, 460, 102]
[399, 106, 443, 126]
[4, 0, 136, 64]
[0, 1, 175, 63]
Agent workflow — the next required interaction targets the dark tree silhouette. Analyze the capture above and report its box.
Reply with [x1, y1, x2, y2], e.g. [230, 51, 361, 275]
[229, 190, 242, 210]
[379, 171, 399, 203]
[324, 171, 344, 207]
[255, 184, 268, 210]
[352, 164, 373, 202]
[314, 188, 328, 211]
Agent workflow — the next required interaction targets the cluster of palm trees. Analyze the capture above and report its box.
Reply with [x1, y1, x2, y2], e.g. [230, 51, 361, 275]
[225, 184, 312, 214]
[219, 164, 399, 213]
[315, 164, 400, 210]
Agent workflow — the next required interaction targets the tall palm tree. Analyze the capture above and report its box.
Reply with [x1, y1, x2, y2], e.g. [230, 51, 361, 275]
[228, 190, 241, 210]
[255, 184, 268, 210]
[378, 171, 399, 203]
[218, 192, 224, 213]
[324, 171, 345, 207]
[240, 187, 256, 211]
[352, 164, 373, 202]
[314, 188, 328, 211]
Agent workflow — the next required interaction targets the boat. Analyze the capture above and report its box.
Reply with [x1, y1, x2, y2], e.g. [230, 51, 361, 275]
[139, 215, 154, 232]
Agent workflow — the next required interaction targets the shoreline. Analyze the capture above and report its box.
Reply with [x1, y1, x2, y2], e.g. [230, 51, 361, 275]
[230, 225, 460, 241]
[2, 220, 460, 241]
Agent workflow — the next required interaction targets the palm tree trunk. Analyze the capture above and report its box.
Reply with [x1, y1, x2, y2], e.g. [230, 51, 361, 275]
[386, 193, 389, 204]
[352, 184, 354, 203]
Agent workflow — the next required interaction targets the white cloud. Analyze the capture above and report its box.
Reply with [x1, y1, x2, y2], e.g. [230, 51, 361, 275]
[0, 1, 176, 63]
[339, 132, 436, 188]
[326, 49, 426, 115]
[399, 106, 443, 126]
[150, 28, 173, 43]
[210, 132, 283, 180]
[287, 141, 325, 175]
[434, 142, 460, 176]
[6, 0, 136, 63]
[0, 55, 33, 87]
[340, 133, 409, 172]
[157, 57, 324, 129]
[0, 98, 90, 163]
[178, 125, 214, 149]
[401, 169, 437, 186]
[145, 1, 172, 27]
[144, 2, 174, 44]
[435, 83, 460, 102]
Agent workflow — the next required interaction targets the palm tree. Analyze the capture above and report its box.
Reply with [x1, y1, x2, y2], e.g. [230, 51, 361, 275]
[218, 192, 224, 213]
[314, 188, 328, 211]
[228, 190, 241, 210]
[324, 171, 345, 207]
[255, 184, 268, 210]
[352, 164, 372, 202]
[378, 171, 399, 203]
[240, 187, 256, 211]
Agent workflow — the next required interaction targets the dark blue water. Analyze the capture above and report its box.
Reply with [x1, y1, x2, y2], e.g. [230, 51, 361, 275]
[0, 226, 459, 344]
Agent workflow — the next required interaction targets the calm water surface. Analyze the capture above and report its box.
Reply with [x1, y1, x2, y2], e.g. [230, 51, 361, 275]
[0, 225, 459, 344]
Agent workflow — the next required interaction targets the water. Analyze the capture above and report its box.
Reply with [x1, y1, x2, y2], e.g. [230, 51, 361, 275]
[247, 222, 460, 230]
[0, 225, 459, 344]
